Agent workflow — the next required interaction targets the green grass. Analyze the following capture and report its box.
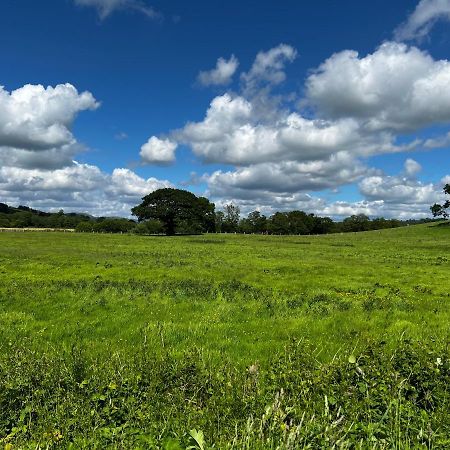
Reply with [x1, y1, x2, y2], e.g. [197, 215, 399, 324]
[0, 224, 449, 448]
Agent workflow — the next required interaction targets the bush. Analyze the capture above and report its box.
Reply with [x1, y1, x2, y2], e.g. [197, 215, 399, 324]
[133, 219, 164, 235]
[76, 221, 94, 232]
[93, 219, 136, 234]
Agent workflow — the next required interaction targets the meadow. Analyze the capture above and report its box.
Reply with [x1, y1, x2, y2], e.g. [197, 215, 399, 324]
[0, 224, 449, 449]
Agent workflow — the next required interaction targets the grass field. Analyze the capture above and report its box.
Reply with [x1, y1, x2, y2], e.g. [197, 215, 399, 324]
[0, 224, 449, 448]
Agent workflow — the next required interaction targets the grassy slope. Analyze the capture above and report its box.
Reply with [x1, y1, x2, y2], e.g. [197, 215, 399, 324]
[0, 224, 449, 448]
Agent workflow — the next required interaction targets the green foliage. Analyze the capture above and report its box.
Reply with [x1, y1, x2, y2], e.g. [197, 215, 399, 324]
[234, 209, 406, 235]
[76, 219, 136, 233]
[222, 204, 240, 233]
[76, 221, 94, 232]
[133, 219, 164, 235]
[0, 338, 448, 448]
[93, 218, 136, 233]
[132, 188, 215, 235]
[431, 183, 450, 219]
[214, 211, 225, 233]
[342, 214, 371, 232]
[240, 211, 267, 234]
[0, 204, 94, 229]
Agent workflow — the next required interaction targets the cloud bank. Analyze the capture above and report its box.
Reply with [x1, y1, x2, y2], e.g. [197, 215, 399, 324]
[0, 83, 171, 216]
[144, 40, 450, 218]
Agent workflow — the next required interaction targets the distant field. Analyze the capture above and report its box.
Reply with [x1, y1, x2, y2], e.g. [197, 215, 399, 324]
[0, 224, 449, 448]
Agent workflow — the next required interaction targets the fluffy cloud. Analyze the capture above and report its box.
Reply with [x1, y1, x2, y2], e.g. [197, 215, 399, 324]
[205, 159, 448, 220]
[177, 96, 421, 167]
[204, 154, 375, 218]
[107, 168, 170, 197]
[241, 44, 297, 93]
[0, 163, 104, 193]
[169, 42, 450, 219]
[197, 55, 239, 86]
[0, 163, 172, 217]
[0, 82, 172, 216]
[0, 145, 81, 170]
[394, 0, 450, 41]
[354, 159, 448, 218]
[424, 131, 450, 148]
[0, 83, 99, 174]
[206, 153, 371, 198]
[178, 42, 450, 170]
[178, 93, 377, 165]
[359, 177, 437, 206]
[318, 200, 423, 220]
[306, 42, 450, 131]
[0, 84, 98, 152]
[404, 158, 422, 177]
[74, 0, 158, 19]
[140, 136, 177, 165]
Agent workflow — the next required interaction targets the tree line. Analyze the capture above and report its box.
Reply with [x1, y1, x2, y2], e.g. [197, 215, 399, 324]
[0, 203, 135, 233]
[130, 189, 435, 235]
[1, 186, 443, 236]
[215, 206, 412, 235]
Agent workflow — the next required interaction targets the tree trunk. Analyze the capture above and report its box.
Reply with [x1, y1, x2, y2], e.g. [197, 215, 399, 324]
[166, 218, 175, 236]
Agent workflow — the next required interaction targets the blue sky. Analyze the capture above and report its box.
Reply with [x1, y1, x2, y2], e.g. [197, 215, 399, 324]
[0, 0, 449, 218]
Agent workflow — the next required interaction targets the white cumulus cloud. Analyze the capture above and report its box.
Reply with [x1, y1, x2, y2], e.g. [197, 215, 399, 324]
[241, 44, 297, 93]
[108, 168, 170, 197]
[140, 136, 177, 165]
[356, 160, 448, 218]
[394, 0, 450, 41]
[176, 94, 417, 166]
[0, 163, 172, 217]
[306, 42, 450, 132]
[404, 158, 422, 177]
[0, 83, 98, 152]
[206, 153, 371, 197]
[197, 55, 239, 86]
[161, 42, 450, 219]
[0, 82, 172, 216]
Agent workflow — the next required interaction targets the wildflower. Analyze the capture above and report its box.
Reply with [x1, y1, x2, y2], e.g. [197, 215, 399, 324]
[53, 430, 63, 441]
[436, 357, 442, 366]
[248, 363, 259, 375]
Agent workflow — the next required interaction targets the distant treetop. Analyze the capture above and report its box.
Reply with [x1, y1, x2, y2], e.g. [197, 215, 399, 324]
[431, 184, 450, 219]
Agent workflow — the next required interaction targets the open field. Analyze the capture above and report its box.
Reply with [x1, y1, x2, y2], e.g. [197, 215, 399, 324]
[0, 224, 449, 448]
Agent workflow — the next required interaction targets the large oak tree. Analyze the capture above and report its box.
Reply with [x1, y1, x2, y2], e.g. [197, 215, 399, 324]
[131, 188, 215, 235]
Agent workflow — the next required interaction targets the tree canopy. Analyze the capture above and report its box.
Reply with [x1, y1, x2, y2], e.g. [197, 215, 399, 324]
[131, 188, 215, 235]
[431, 184, 450, 219]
